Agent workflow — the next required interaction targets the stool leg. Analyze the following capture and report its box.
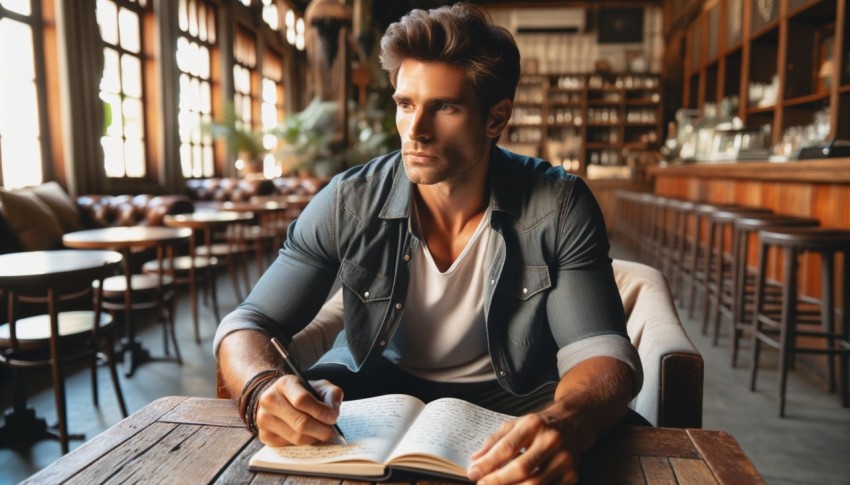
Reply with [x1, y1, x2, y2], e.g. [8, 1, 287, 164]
[820, 250, 837, 393]
[701, 220, 718, 335]
[778, 247, 799, 417]
[732, 228, 747, 367]
[687, 219, 702, 318]
[841, 255, 850, 407]
[750, 241, 769, 392]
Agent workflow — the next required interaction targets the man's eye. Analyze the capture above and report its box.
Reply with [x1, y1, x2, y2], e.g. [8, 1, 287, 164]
[397, 102, 412, 111]
[437, 104, 453, 111]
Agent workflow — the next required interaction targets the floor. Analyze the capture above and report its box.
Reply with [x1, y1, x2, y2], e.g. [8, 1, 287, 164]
[2, 245, 849, 485]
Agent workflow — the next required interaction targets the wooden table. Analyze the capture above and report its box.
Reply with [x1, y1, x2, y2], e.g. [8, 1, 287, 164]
[24, 396, 765, 484]
[62, 227, 192, 376]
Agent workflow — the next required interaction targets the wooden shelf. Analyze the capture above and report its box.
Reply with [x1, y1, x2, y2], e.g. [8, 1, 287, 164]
[676, 0, 849, 147]
[783, 91, 831, 107]
[747, 104, 776, 114]
[513, 72, 662, 179]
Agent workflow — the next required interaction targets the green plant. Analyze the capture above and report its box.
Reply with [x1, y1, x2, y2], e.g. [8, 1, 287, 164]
[269, 97, 339, 176]
[205, 102, 265, 160]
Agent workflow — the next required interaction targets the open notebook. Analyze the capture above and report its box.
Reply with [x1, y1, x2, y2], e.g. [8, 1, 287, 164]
[248, 394, 515, 481]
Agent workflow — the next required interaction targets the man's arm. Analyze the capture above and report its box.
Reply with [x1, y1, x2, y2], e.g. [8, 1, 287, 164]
[219, 329, 344, 446]
[468, 356, 633, 484]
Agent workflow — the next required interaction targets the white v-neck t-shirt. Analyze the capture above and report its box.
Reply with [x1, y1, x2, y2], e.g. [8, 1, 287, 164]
[385, 205, 500, 383]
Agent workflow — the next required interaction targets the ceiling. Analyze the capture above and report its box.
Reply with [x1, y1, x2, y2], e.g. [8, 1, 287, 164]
[291, 1, 663, 28]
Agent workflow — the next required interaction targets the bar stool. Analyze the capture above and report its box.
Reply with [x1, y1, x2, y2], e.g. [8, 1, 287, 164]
[694, 204, 771, 329]
[704, 207, 776, 341]
[750, 227, 850, 416]
[667, 199, 697, 298]
[728, 214, 819, 367]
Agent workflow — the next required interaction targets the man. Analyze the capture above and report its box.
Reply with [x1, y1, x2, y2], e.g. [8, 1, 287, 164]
[215, 4, 642, 484]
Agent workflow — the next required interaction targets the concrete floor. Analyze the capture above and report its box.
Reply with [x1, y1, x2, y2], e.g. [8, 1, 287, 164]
[2, 250, 849, 484]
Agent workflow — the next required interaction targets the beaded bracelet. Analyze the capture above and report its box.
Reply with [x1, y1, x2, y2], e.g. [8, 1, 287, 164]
[238, 369, 283, 434]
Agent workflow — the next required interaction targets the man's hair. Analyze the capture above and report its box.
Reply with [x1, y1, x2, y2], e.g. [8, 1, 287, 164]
[379, 3, 520, 115]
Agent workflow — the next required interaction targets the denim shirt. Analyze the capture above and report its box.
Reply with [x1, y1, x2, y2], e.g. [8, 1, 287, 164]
[222, 147, 628, 396]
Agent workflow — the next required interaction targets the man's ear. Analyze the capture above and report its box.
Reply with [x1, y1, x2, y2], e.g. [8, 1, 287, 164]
[486, 99, 512, 139]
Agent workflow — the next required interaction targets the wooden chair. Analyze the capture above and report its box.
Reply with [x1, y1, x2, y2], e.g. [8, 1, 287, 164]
[0, 250, 127, 453]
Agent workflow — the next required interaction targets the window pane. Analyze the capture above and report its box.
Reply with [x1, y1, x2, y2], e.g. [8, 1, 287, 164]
[124, 137, 145, 177]
[2, 0, 32, 16]
[178, 0, 188, 32]
[1, 136, 42, 189]
[180, 143, 191, 178]
[101, 48, 121, 93]
[200, 80, 211, 113]
[123, 98, 143, 138]
[121, 53, 142, 97]
[0, 18, 35, 80]
[102, 135, 125, 177]
[118, 7, 140, 53]
[1, 78, 40, 142]
[199, 45, 210, 78]
[96, 0, 119, 45]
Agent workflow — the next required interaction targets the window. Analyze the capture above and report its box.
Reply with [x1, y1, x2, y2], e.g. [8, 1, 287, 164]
[261, 0, 279, 31]
[0, 1, 44, 188]
[96, 0, 149, 178]
[177, 0, 216, 178]
[233, 24, 257, 172]
[283, 6, 305, 51]
[261, 48, 284, 177]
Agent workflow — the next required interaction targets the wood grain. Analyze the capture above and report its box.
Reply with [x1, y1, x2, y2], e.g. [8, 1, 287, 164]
[640, 456, 677, 484]
[21, 396, 188, 484]
[688, 429, 766, 485]
[669, 457, 718, 483]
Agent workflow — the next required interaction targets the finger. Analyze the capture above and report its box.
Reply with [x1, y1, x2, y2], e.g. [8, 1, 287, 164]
[469, 416, 540, 480]
[310, 379, 344, 412]
[523, 450, 578, 485]
[471, 419, 517, 460]
[258, 377, 337, 443]
[281, 375, 340, 425]
[477, 428, 562, 485]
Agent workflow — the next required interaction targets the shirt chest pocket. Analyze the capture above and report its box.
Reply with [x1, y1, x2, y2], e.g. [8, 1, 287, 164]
[339, 259, 393, 303]
[496, 265, 551, 300]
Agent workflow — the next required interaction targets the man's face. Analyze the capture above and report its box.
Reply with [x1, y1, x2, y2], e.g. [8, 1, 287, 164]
[392, 60, 492, 186]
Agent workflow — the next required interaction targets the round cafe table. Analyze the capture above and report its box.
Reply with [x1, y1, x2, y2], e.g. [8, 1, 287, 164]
[62, 226, 192, 376]
[0, 249, 123, 453]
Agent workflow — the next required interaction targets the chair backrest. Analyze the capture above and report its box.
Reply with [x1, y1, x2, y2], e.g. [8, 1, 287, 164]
[217, 259, 705, 429]
[614, 258, 704, 428]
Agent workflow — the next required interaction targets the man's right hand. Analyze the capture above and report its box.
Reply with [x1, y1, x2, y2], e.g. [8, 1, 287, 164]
[254, 375, 344, 446]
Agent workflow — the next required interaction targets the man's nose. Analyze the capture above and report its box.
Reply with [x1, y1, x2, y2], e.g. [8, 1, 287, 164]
[406, 108, 432, 141]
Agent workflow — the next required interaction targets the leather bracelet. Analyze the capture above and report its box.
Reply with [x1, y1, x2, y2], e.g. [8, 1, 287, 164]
[238, 369, 283, 434]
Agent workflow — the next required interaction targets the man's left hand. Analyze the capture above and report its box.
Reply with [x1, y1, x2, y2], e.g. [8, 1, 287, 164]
[467, 410, 579, 485]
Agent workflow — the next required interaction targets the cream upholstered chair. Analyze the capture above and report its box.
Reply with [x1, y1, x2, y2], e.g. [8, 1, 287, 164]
[613, 259, 703, 428]
[217, 259, 704, 428]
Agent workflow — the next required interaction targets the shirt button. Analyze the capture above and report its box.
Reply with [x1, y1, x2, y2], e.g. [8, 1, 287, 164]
[403, 254, 410, 262]
[499, 370, 506, 376]
[522, 287, 528, 294]
[490, 279, 495, 285]
[364, 291, 370, 298]
[395, 303, 403, 310]
[379, 340, 386, 346]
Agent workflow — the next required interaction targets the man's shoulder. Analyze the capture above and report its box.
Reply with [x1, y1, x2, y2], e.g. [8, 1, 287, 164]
[495, 147, 577, 184]
[333, 150, 402, 186]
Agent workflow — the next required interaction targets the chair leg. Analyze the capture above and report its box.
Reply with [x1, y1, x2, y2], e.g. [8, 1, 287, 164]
[91, 352, 99, 408]
[168, 295, 182, 365]
[47, 291, 69, 454]
[210, 267, 221, 324]
[104, 331, 128, 418]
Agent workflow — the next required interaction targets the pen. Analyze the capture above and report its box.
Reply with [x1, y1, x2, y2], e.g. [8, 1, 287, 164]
[270, 337, 349, 446]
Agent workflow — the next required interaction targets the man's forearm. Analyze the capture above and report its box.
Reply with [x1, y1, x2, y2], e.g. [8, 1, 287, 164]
[219, 329, 282, 399]
[548, 356, 634, 452]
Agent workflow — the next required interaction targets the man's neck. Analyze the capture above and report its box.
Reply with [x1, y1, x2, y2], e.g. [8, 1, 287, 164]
[413, 152, 490, 272]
